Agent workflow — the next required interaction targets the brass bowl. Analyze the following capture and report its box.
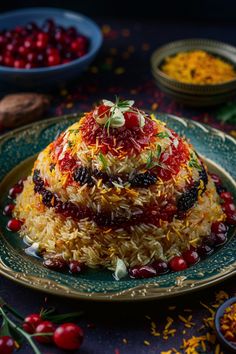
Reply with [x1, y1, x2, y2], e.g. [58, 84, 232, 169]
[151, 39, 236, 106]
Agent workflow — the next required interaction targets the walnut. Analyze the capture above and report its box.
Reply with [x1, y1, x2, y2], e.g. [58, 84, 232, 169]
[0, 93, 50, 129]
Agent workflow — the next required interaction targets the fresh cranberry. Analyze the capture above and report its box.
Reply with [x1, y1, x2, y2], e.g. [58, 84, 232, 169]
[151, 260, 169, 274]
[214, 233, 227, 246]
[27, 52, 37, 63]
[124, 112, 140, 129]
[3, 54, 14, 67]
[3, 204, 15, 217]
[24, 38, 34, 49]
[197, 243, 213, 257]
[182, 249, 200, 265]
[53, 323, 84, 350]
[204, 233, 217, 247]
[7, 218, 22, 232]
[220, 192, 234, 202]
[211, 222, 228, 235]
[22, 313, 42, 334]
[222, 202, 236, 214]
[0, 336, 15, 354]
[43, 257, 68, 271]
[129, 265, 157, 278]
[169, 256, 188, 271]
[69, 261, 85, 274]
[35, 321, 55, 343]
[25, 62, 37, 69]
[70, 37, 86, 52]
[225, 212, 236, 225]
[8, 184, 23, 199]
[210, 173, 221, 185]
[18, 45, 28, 56]
[14, 59, 25, 68]
[47, 53, 60, 66]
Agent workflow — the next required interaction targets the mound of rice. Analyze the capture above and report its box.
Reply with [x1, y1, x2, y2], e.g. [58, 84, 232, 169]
[14, 99, 225, 272]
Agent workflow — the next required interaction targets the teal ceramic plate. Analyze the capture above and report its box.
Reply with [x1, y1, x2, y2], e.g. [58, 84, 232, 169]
[0, 113, 236, 302]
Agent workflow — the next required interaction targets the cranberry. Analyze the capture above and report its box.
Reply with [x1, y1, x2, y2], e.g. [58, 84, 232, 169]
[14, 59, 25, 68]
[0, 336, 15, 354]
[18, 45, 28, 56]
[204, 233, 217, 247]
[222, 202, 236, 214]
[220, 192, 234, 202]
[25, 63, 37, 69]
[211, 222, 228, 235]
[197, 243, 213, 257]
[53, 323, 84, 350]
[3, 204, 15, 217]
[67, 26, 77, 37]
[151, 260, 169, 274]
[43, 257, 68, 271]
[69, 261, 85, 274]
[124, 112, 140, 128]
[47, 53, 60, 66]
[7, 218, 22, 232]
[27, 52, 37, 63]
[129, 265, 157, 278]
[214, 233, 227, 246]
[23, 313, 42, 334]
[24, 38, 34, 49]
[182, 249, 200, 265]
[4, 54, 14, 67]
[26, 22, 38, 33]
[210, 173, 221, 185]
[8, 184, 23, 199]
[35, 321, 55, 343]
[169, 256, 188, 271]
[70, 37, 85, 52]
[225, 212, 236, 225]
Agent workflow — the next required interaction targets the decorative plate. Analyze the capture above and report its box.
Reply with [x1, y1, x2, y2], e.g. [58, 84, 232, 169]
[0, 113, 236, 302]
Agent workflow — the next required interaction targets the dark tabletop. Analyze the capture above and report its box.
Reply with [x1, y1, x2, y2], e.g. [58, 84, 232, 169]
[1, 17, 236, 354]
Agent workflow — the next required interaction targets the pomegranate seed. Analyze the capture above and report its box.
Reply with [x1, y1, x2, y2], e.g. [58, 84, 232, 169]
[151, 260, 169, 274]
[69, 261, 85, 274]
[124, 112, 140, 128]
[169, 256, 188, 271]
[3, 204, 15, 217]
[7, 218, 22, 232]
[210, 173, 221, 185]
[182, 249, 199, 265]
[220, 192, 234, 202]
[8, 185, 23, 199]
[197, 243, 213, 257]
[43, 257, 68, 271]
[211, 222, 228, 235]
[129, 265, 156, 278]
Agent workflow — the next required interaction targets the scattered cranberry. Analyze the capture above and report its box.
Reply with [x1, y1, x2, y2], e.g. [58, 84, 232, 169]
[0, 336, 15, 354]
[211, 222, 228, 235]
[0, 19, 88, 68]
[129, 265, 157, 279]
[151, 260, 169, 274]
[7, 218, 22, 232]
[182, 249, 200, 265]
[220, 192, 234, 202]
[169, 256, 188, 271]
[204, 233, 217, 247]
[53, 323, 84, 350]
[225, 212, 236, 225]
[69, 261, 85, 274]
[22, 313, 42, 334]
[124, 112, 140, 129]
[43, 257, 68, 271]
[197, 243, 213, 257]
[8, 184, 23, 199]
[222, 202, 236, 214]
[3, 204, 15, 217]
[214, 233, 227, 246]
[35, 320, 55, 343]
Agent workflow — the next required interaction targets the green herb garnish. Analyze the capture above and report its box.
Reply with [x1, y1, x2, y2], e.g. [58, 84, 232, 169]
[189, 152, 201, 170]
[99, 153, 108, 169]
[156, 144, 162, 158]
[157, 132, 169, 139]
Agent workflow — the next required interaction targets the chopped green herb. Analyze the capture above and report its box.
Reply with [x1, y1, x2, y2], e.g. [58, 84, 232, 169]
[189, 153, 201, 170]
[146, 151, 153, 169]
[99, 153, 108, 169]
[69, 128, 80, 133]
[156, 144, 162, 158]
[67, 140, 74, 148]
[157, 132, 169, 139]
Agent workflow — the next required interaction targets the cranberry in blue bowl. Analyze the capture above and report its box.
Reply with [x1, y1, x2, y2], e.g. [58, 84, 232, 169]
[0, 7, 102, 89]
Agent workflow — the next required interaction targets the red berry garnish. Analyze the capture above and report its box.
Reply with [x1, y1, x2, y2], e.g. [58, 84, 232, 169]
[220, 192, 234, 202]
[214, 233, 227, 246]
[23, 313, 42, 334]
[197, 243, 213, 257]
[35, 321, 55, 343]
[13, 59, 25, 68]
[151, 260, 169, 274]
[69, 261, 85, 274]
[43, 257, 68, 271]
[225, 212, 236, 225]
[97, 104, 110, 119]
[169, 256, 187, 271]
[3, 204, 15, 217]
[124, 112, 140, 129]
[129, 265, 156, 279]
[53, 323, 84, 350]
[182, 249, 199, 265]
[8, 184, 23, 199]
[0, 336, 15, 354]
[211, 222, 228, 235]
[7, 218, 22, 232]
[222, 202, 236, 214]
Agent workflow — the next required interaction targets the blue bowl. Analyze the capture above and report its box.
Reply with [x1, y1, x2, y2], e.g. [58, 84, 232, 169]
[0, 7, 103, 90]
[214, 296, 236, 352]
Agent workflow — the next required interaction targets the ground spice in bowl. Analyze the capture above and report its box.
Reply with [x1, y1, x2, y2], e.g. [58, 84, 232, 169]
[220, 302, 236, 344]
[161, 50, 236, 84]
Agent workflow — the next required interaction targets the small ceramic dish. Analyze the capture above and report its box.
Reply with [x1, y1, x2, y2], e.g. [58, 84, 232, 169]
[0, 7, 103, 90]
[215, 296, 236, 352]
[151, 39, 236, 106]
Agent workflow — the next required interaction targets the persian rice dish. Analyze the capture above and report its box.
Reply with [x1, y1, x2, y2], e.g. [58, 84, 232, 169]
[13, 99, 234, 279]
